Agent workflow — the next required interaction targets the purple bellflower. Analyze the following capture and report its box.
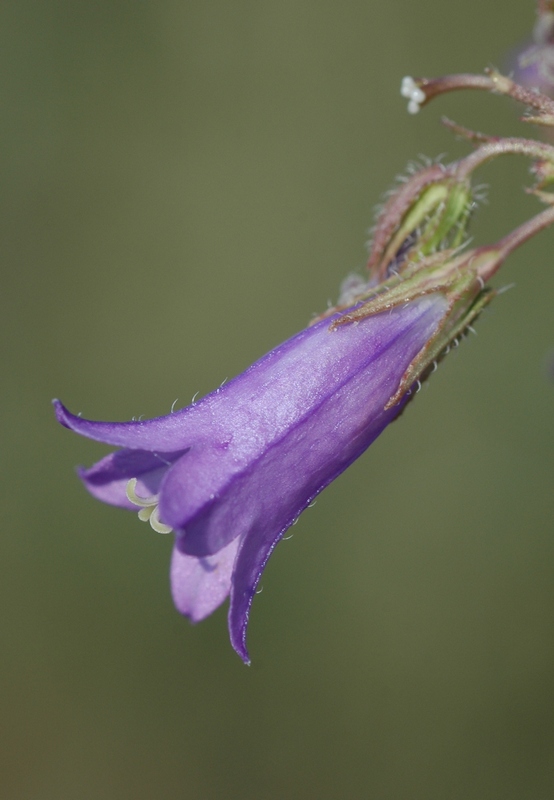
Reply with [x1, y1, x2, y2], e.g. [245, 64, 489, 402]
[54, 294, 447, 663]
[56, 70, 554, 662]
[509, 3, 554, 98]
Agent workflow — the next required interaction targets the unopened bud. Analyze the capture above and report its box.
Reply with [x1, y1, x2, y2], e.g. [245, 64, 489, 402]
[367, 162, 473, 285]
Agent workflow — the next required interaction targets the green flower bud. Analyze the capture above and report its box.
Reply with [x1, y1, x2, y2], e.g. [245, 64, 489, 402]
[367, 163, 473, 285]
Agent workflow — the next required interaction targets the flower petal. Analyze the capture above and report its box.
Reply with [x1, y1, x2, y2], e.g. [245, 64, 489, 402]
[170, 535, 240, 622]
[225, 393, 405, 662]
[227, 528, 278, 664]
[78, 447, 188, 509]
[53, 399, 203, 451]
[161, 296, 447, 556]
[54, 294, 445, 454]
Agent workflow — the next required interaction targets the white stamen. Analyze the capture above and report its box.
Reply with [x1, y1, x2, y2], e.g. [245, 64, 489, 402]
[150, 505, 173, 534]
[125, 478, 173, 534]
[126, 478, 158, 507]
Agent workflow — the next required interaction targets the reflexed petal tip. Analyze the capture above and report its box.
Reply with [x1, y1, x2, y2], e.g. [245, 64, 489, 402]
[228, 525, 285, 665]
[53, 398, 71, 427]
[52, 398, 196, 451]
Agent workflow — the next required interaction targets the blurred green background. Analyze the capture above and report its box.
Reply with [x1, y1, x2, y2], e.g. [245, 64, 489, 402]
[2, 1, 554, 797]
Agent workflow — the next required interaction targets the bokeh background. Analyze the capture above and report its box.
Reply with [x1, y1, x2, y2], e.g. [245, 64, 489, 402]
[2, 1, 554, 797]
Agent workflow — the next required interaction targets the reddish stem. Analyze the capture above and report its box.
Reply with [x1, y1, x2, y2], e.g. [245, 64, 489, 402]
[477, 204, 554, 282]
[417, 71, 554, 118]
[455, 137, 554, 179]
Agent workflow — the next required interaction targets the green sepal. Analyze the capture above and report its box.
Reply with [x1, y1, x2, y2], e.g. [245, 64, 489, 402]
[331, 246, 499, 408]
[385, 284, 495, 408]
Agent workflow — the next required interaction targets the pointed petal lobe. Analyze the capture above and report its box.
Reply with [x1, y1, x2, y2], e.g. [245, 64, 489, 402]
[171, 536, 240, 622]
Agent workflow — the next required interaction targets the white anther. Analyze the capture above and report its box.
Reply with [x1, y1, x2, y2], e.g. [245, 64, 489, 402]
[401, 76, 426, 114]
[126, 478, 158, 507]
[149, 505, 173, 534]
[126, 478, 173, 534]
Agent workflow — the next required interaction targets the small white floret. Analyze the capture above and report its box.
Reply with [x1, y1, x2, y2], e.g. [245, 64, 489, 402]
[400, 76, 414, 98]
[400, 76, 426, 114]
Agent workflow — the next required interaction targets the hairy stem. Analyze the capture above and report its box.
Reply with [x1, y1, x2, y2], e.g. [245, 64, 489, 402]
[477, 204, 554, 282]
[455, 137, 554, 179]
[415, 70, 554, 119]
